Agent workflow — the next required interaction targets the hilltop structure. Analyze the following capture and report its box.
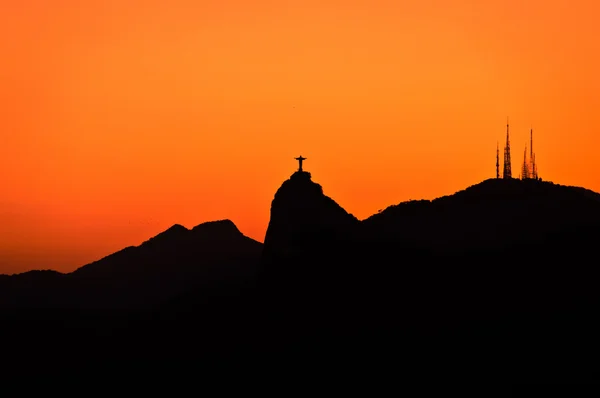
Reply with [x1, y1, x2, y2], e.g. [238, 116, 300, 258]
[503, 118, 512, 179]
[496, 142, 500, 179]
[497, 120, 540, 181]
[520, 128, 539, 180]
[295, 155, 307, 172]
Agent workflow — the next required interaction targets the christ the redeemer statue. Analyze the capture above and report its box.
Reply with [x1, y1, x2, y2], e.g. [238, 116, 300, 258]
[295, 156, 306, 172]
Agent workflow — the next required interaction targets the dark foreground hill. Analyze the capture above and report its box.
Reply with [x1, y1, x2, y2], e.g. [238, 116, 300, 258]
[2, 173, 600, 388]
[0, 219, 263, 311]
[363, 177, 600, 252]
[261, 174, 600, 312]
[258, 173, 600, 385]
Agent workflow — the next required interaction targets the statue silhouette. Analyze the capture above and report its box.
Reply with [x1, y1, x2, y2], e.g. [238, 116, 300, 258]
[295, 156, 306, 171]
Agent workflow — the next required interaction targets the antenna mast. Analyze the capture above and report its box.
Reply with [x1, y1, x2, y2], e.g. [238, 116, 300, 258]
[530, 128, 533, 163]
[530, 128, 538, 180]
[522, 146, 529, 179]
[503, 117, 512, 179]
[496, 142, 500, 179]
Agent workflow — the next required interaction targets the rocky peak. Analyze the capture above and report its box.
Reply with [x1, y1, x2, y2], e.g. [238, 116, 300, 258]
[263, 171, 359, 258]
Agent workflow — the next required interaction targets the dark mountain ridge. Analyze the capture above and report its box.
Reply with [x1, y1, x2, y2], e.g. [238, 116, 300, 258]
[5, 176, 597, 280]
[258, 173, 600, 368]
[362, 177, 600, 252]
[263, 170, 359, 250]
[3, 172, 600, 385]
[4, 175, 600, 316]
[0, 219, 263, 310]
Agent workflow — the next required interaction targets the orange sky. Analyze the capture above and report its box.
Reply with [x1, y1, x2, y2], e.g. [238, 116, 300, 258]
[1, 0, 599, 274]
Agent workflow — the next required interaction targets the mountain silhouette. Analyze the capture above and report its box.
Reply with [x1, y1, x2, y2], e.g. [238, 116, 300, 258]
[258, 172, 600, 385]
[260, 171, 359, 305]
[363, 177, 600, 253]
[3, 173, 600, 385]
[263, 170, 359, 255]
[358, 178, 600, 319]
[0, 219, 262, 310]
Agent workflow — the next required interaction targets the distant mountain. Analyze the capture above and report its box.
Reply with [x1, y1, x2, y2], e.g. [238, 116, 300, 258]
[263, 170, 359, 258]
[259, 173, 600, 331]
[0, 219, 263, 310]
[362, 178, 600, 253]
[5, 176, 600, 316]
[259, 171, 360, 314]
[3, 172, 600, 383]
[0, 270, 66, 310]
[259, 172, 600, 272]
[262, 172, 600, 261]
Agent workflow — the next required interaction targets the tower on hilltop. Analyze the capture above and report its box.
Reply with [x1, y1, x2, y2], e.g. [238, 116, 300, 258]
[530, 128, 538, 180]
[521, 146, 529, 179]
[521, 128, 539, 180]
[503, 118, 512, 179]
[496, 142, 500, 179]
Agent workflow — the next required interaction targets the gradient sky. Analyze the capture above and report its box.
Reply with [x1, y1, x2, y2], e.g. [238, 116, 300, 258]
[1, 0, 599, 274]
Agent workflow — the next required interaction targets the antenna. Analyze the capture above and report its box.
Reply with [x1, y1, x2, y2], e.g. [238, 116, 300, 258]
[530, 128, 533, 161]
[496, 142, 500, 179]
[522, 145, 529, 180]
[503, 117, 512, 179]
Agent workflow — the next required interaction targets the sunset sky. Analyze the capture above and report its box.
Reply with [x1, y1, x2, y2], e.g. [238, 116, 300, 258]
[1, 0, 599, 274]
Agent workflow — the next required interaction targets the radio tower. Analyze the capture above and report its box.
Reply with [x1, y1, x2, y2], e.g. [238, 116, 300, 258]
[496, 142, 500, 178]
[521, 146, 529, 179]
[530, 128, 533, 170]
[503, 117, 512, 179]
[530, 128, 538, 180]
